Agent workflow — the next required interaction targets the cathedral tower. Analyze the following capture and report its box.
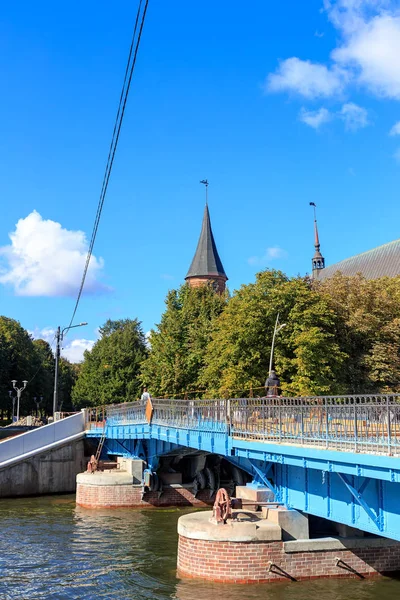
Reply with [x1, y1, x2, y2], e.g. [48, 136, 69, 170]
[185, 183, 227, 293]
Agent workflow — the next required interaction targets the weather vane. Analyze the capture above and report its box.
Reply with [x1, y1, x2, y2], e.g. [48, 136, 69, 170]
[309, 201, 317, 221]
[200, 179, 209, 204]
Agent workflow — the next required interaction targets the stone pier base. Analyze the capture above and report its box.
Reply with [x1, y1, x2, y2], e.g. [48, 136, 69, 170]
[177, 510, 400, 583]
[76, 471, 211, 508]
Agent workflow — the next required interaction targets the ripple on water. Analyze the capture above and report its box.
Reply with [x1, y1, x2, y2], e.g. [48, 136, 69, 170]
[0, 496, 400, 600]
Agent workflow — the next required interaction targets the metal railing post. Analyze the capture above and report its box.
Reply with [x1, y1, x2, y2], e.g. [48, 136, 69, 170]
[325, 398, 329, 449]
[354, 401, 358, 453]
[278, 399, 282, 442]
[300, 402, 304, 444]
[387, 396, 392, 456]
[262, 397, 265, 440]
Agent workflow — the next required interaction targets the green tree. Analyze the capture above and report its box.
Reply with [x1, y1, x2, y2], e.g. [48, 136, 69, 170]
[71, 318, 147, 407]
[0, 316, 38, 416]
[58, 358, 79, 411]
[201, 271, 347, 397]
[318, 274, 400, 393]
[142, 283, 227, 397]
[31, 339, 55, 414]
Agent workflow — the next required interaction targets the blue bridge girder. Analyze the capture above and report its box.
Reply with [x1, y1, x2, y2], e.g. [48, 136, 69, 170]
[85, 394, 400, 541]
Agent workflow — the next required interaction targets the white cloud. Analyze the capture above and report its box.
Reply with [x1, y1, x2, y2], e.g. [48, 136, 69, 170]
[160, 273, 174, 280]
[389, 120, 400, 135]
[324, 0, 390, 35]
[29, 326, 96, 363]
[248, 246, 288, 266]
[61, 339, 95, 363]
[333, 14, 400, 98]
[266, 57, 346, 99]
[267, 1, 400, 101]
[299, 103, 368, 131]
[299, 107, 332, 129]
[0, 211, 106, 297]
[145, 330, 151, 349]
[29, 326, 56, 345]
[339, 102, 369, 129]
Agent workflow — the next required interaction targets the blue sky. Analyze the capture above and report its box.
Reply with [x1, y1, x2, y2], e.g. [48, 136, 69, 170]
[1, 0, 400, 360]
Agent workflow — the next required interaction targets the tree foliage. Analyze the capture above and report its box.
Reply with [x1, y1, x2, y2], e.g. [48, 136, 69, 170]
[317, 274, 400, 393]
[201, 271, 346, 397]
[71, 319, 147, 407]
[4, 270, 400, 413]
[141, 284, 227, 397]
[143, 271, 400, 398]
[0, 317, 77, 417]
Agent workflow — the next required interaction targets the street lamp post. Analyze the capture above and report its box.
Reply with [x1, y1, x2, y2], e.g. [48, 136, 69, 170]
[11, 380, 28, 422]
[53, 322, 87, 418]
[269, 313, 287, 375]
[8, 390, 16, 422]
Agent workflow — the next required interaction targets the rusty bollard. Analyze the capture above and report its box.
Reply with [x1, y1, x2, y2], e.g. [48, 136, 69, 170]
[211, 488, 232, 524]
[87, 454, 98, 473]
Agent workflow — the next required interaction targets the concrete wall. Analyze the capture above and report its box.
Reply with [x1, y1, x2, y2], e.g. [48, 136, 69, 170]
[0, 437, 86, 497]
[0, 412, 85, 464]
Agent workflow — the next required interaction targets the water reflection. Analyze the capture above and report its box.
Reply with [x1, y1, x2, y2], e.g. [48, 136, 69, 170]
[0, 496, 399, 600]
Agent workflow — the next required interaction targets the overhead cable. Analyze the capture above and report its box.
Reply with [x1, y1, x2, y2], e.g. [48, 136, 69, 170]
[67, 0, 149, 330]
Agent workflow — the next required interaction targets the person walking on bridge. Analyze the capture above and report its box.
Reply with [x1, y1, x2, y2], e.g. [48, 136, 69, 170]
[141, 387, 151, 402]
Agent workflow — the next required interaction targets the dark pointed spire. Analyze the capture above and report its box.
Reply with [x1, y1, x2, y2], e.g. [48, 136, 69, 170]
[310, 202, 325, 276]
[185, 203, 227, 280]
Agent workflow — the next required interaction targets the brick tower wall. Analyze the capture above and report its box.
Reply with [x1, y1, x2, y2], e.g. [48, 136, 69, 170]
[186, 276, 226, 294]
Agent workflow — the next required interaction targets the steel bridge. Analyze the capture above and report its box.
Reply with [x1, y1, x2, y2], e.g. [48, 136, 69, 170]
[86, 394, 400, 541]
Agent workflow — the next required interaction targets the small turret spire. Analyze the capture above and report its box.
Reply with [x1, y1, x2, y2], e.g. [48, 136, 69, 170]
[309, 202, 325, 277]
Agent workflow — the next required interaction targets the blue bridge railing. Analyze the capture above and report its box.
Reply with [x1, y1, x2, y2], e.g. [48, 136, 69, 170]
[86, 394, 400, 456]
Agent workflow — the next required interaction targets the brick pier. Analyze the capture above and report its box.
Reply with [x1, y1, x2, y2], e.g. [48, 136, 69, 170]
[177, 511, 400, 583]
[76, 474, 211, 508]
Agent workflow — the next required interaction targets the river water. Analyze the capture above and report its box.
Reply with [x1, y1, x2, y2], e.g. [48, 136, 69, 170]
[1, 495, 400, 600]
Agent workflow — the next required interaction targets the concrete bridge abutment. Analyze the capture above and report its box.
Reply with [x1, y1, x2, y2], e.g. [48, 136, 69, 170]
[0, 437, 86, 497]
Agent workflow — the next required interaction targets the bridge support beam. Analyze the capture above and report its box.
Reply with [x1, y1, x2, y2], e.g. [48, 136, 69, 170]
[337, 474, 382, 532]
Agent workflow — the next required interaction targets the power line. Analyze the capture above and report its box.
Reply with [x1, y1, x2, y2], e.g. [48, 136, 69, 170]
[67, 0, 150, 330]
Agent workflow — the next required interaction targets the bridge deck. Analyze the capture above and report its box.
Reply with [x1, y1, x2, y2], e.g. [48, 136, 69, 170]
[84, 395, 400, 541]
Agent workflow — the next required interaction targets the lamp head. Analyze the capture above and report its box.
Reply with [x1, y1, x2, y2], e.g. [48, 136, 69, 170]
[22, 380, 28, 387]
[11, 380, 17, 386]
